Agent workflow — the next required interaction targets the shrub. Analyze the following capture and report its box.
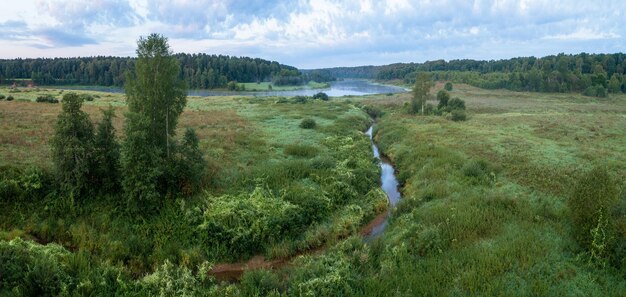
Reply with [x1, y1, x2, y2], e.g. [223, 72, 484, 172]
[300, 118, 316, 129]
[293, 96, 309, 104]
[80, 94, 94, 101]
[7, 95, 14, 101]
[36, 94, 59, 103]
[568, 166, 619, 255]
[436, 90, 450, 109]
[424, 103, 437, 115]
[583, 86, 608, 98]
[0, 94, 5, 100]
[448, 109, 467, 122]
[240, 269, 282, 296]
[447, 97, 465, 110]
[444, 82, 453, 91]
[313, 92, 329, 101]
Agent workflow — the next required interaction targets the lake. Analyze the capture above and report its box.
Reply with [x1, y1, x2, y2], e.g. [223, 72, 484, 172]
[55, 80, 407, 97]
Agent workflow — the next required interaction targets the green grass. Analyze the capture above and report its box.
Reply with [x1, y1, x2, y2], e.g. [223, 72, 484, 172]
[275, 84, 626, 295]
[0, 85, 385, 294]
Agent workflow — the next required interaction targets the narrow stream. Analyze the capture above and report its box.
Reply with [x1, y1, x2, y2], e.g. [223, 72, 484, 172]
[364, 125, 401, 241]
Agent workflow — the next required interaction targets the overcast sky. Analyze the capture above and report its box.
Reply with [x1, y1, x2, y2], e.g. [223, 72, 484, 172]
[0, 0, 625, 68]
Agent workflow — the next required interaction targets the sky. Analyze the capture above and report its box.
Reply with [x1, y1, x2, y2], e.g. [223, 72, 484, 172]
[0, 0, 625, 69]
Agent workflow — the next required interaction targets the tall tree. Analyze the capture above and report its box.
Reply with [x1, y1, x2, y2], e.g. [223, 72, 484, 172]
[125, 33, 187, 158]
[50, 93, 94, 195]
[93, 106, 120, 192]
[412, 72, 431, 114]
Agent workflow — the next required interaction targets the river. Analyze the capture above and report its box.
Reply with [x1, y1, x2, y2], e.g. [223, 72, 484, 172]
[363, 125, 402, 242]
[54, 79, 406, 97]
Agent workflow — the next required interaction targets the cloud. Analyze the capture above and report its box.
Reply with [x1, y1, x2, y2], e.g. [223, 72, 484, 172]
[1, 0, 625, 67]
[34, 28, 98, 48]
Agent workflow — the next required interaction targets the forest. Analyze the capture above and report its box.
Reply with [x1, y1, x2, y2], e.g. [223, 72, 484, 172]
[0, 54, 330, 90]
[320, 53, 626, 96]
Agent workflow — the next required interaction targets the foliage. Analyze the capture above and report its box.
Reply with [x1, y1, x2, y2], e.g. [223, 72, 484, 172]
[0, 53, 303, 90]
[93, 106, 120, 193]
[6, 95, 14, 101]
[444, 81, 453, 91]
[313, 92, 329, 101]
[173, 128, 207, 195]
[121, 112, 163, 213]
[50, 93, 95, 195]
[0, 94, 5, 100]
[436, 89, 450, 109]
[447, 97, 466, 110]
[583, 85, 608, 97]
[448, 109, 467, 122]
[299, 118, 317, 129]
[36, 94, 59, 103]
[125, 33, 187, 157]
[568, 166, 619, 253]
[411, 72, 432, 114]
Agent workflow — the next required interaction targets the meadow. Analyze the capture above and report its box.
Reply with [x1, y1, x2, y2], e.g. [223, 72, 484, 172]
[1, 84, 625, 295]
[0, 86, 386, 295]
[271, 84, 626, 295]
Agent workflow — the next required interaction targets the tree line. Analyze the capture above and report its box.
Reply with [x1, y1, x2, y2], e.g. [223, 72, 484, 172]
[317, 53, 626, 96]
[0, 54, 307, 89]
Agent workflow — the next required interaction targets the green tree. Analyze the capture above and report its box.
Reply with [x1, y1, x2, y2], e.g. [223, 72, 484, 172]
[411, 72, 431, 114]
[93, 106, 120, 192]
[436, 90, 450, 109]
[444, 82, 453, 91]
[50, 93, 94, 194]
[608, 74, 621, 93]
[448, 97, 466, 110]
[125, 33, 187, 159]
[121, 113, 163, 212]
[174, 128, 207, 195]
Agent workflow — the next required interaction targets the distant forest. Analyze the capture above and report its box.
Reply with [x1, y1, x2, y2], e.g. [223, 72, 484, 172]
[320, 53, 626, 96]
[0, 54, 332, 89]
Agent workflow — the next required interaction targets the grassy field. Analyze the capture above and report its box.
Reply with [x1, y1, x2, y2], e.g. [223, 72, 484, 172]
[1, 84, 625, 295]
[0, 86, 388, 295]
[272, 84, 626, 295]
[238, 81, 329, 91]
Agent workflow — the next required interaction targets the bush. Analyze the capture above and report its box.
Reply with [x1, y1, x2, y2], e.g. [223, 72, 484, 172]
[293, 96, 309, 104]
[7, 95, 14, 101]
[80, 94, 94, 101]
[300, 118, 317, 129]
[424, 103, 437, 115]
[568, 166, 619, 256]
[437, 90, 450, 109]
[0, 94, 5, 100]
[444, 82, 453, 91]
[447, 97, 465, 110]
[448, 109, 467, 122]
[583, 85, 608, 98]
[36, 94, 59, 103]
[313, 92, 329, 101]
